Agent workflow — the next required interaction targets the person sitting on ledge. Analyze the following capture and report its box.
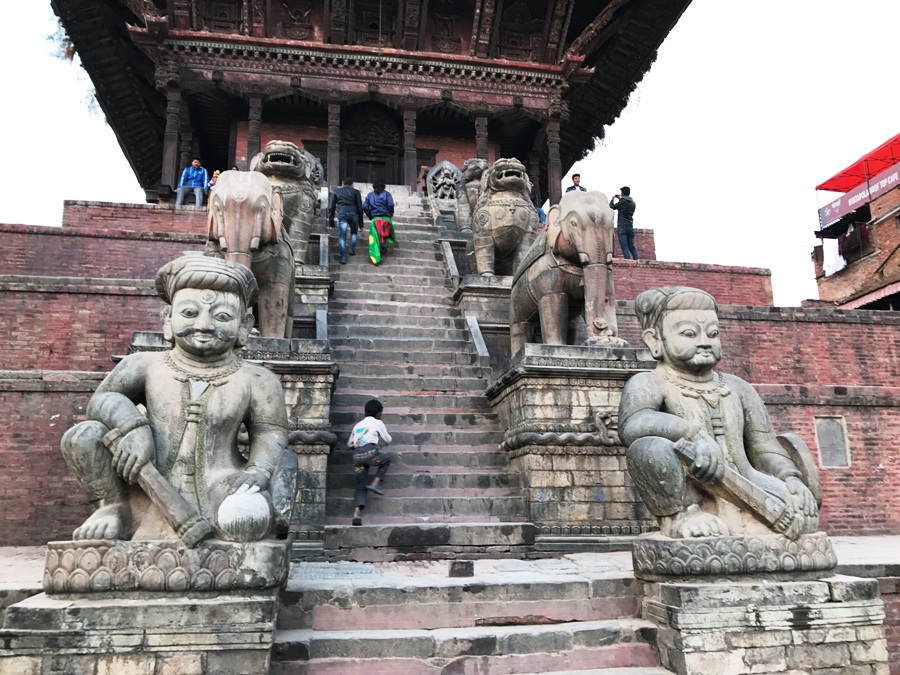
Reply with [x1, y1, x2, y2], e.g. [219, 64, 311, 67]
[61, 255, 292, 543]
[175, 158, 209, 207]
[618, 286, 820, 540]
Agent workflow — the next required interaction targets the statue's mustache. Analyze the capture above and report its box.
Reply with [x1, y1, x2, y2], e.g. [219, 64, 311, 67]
[175, 326, 235, 341]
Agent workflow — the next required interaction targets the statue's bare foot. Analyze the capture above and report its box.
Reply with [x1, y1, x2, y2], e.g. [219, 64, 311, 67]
[73, 502, 129, 541]
[663, 507, 730, 538]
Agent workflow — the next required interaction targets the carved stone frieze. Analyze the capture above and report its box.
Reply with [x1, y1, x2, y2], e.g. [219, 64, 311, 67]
[43, 539, 291, 593]
[537, 523, 654, 537]
[507, 444, 626, 459]
[632, 531, 838, 580]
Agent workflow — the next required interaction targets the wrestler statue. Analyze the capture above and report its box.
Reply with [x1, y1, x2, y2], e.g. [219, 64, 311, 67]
[619, 287, 821, 542]
[61, 255, 294, 546]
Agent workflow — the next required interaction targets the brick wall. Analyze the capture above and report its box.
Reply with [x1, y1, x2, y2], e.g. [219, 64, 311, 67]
[0, 280, 161, 371]
[0, 224, 203, 279]
[0, 374, 102, 545]
[61, 201, 208, 236]
[612, 260, 772, 305]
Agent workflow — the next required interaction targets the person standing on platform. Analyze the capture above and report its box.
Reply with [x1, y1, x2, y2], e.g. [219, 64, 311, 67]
[175, 158, 209, 207]
[363, 179, 396, 265]
[610, 186, 638, 260]
[327, 177, 364, 264]
[565, 173, 587, 193]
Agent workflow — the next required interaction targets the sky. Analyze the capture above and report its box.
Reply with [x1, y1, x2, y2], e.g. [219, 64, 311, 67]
[1, 1, 898, 306]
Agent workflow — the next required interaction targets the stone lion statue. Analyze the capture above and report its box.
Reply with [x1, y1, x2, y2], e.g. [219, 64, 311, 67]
[251, 140, 322, 264]
[467, 157, 539, 276]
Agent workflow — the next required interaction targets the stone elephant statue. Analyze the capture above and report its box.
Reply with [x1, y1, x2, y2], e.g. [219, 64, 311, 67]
[468, 158, 539, 276]
[509, 190, 627, 355]
[205, 170, 295, 338]
[251, 140, 321, 264]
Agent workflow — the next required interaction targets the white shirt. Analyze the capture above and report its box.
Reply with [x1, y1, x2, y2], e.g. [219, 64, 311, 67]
[348, 416, 392, 448]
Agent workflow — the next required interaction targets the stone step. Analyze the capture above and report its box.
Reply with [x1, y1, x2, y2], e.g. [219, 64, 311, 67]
[330, 411, 497, 429]
[331, 398, 497, 414]
[279, 559, 639, 632]
[325, 493, 525, 517]
[331, 347, 477, 366]
[328, 325, 469, 340]
[325, 428, 502, 447]
[328, 447, 507, 468]
[337, 376, 488, 393]
[329, 311, 466, 329]
[326, 467, 513, 490]
[272, 620, 658, 674]
[328, 289, 454, 306]
[329, 335, 473, 351]
[333, 264, 449, 279]
[329, 298, 459, 315]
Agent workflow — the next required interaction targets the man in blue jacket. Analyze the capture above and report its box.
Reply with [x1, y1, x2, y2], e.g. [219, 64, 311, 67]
[175, 158, 210, 207]
[327, 177, 365, 264]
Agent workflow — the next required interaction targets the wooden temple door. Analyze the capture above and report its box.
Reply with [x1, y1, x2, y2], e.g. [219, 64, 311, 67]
[342, 104, 403, 185]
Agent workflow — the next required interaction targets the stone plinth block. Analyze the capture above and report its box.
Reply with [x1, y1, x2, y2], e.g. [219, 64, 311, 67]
[453, 274, 513, 328]
[643, 575, 887, 675]
[0, 589, 279, 675]
[42, 539, 291, 594]
[633, 531, 837, 581]
[487, 344, 656, 536]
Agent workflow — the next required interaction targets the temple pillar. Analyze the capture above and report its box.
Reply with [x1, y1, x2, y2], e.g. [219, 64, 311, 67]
[547, 119, 562, 206]
[529, 155, 541, 204]
[247, 95, 263, 162]
[475, 114, 489, 160]
[179, 129, 193, 174]
[327, 102, 341, 187]
[403, 108, 418, 189]
[161, 85, 181, 190]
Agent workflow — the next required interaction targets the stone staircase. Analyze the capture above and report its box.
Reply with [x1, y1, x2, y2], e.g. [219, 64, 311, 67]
[271, 556, 667, 674]
[322, 187, 533, 560]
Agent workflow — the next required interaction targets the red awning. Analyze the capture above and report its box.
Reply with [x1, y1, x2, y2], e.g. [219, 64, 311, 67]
[816, 132, 900, 193]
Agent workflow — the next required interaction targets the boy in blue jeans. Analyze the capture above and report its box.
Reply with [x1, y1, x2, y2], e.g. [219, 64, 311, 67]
[349, 399, 392, 526]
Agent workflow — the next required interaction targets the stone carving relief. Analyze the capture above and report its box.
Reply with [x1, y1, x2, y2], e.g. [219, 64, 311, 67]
[250, 139, 322, 265]
[467, 157, 538, 276]
[498, 1, 543, 61]
[343, 105, 402, 147]
[275, 0, 314, 40]
[426, 160, 463, 230]
[58, 255, 297, 589]
[431, 0, 462, 54]
[509, 191, 626, 354]
[458, 157, 489, 232]
[619, 286, 834, 577]
[206, 170, 296, 338]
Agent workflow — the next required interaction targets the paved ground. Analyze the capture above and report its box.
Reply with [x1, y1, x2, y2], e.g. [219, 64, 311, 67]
[2, 536, 899, 591]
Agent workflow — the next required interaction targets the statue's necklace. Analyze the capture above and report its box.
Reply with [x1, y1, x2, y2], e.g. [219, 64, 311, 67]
[659, 368, 730, 406]
[164, 350, 243, 383]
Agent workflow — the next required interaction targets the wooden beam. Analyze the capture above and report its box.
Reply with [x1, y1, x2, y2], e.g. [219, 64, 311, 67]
[567, 0, 631, 57]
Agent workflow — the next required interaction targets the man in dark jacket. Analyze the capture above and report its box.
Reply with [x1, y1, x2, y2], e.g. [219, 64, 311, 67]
[327, 177, 365, 264]
[610, 186, 638, 260]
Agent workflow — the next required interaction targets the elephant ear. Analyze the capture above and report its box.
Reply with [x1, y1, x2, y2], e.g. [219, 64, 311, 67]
[546, 205, 562, 251]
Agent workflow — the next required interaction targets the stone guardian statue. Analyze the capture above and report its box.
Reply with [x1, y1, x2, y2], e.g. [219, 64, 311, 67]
[60, 255, 295, 547]
[619, 287, 821, 542]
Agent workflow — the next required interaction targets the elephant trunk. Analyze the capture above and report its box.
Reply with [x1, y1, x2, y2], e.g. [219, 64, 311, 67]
[582, 262, 618, 342]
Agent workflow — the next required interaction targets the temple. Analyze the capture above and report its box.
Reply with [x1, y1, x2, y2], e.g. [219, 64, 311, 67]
[1, 3, 899, 673]
[51, 0, 690, 203]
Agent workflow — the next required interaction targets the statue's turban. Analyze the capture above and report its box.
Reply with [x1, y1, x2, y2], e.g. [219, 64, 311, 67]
[155, 255, 258, 308]
[633, 286, 718, 332]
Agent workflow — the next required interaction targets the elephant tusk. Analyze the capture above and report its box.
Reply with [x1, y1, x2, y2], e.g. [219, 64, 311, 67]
[218, 237, 228, 251]
[250, 236, 261, 251]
